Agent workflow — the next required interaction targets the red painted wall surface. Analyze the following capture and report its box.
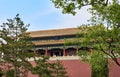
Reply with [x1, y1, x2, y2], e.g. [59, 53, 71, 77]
[29, 59, 120, 77]
[61, 60, 91, 77]
[109, 58, 120, 77]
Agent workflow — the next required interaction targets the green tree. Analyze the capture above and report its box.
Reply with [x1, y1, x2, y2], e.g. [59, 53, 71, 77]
[87, 0, 120, 66]
[33, 56, 68, 77]
[32, 56, 54, 77]
[77, 24, 120, 76]
[51, 60, 68, 77]
[0, 14, 34, 77]
[79, 24, 120, 65]
[90, 51, 108, 77]
[78, 50, 109, 77]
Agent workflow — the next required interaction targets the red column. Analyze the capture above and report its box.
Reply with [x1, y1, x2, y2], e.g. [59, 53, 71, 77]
[63, 48, 66, 56]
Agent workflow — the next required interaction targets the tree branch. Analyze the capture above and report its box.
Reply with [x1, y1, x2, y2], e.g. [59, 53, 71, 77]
[111, 50, 120, 66]
[100, 45, 113, 58]
[100, 45, 120, 66]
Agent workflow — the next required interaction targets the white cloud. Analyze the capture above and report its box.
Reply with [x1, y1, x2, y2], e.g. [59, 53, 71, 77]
[15, 0, 92, 31]
[51, 6, 91, 29]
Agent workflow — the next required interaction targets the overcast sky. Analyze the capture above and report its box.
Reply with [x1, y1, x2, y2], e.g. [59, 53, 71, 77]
[0, 0, 91, 31]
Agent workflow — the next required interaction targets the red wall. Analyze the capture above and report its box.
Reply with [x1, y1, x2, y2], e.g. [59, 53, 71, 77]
[29, 59, 120, 77]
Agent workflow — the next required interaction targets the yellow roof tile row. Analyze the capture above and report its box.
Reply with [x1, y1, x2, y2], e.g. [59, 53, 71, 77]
[29, 28, 79, 38]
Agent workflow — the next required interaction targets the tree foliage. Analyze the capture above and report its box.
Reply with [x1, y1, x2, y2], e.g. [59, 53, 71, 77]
[32, 56, 53, 77]
[87, 0, 120, 66]
[77, 26, 109, 77]
[89, 0, 120, 27]
[78, 50, 109, 77]
[0, 14, 34, 77]
[51, 60, 68, 77]
[51, 0, 109, 15]
[79, 24, 120, 66]
[90, 51, 108, 77]
[33, 56, 68, 77]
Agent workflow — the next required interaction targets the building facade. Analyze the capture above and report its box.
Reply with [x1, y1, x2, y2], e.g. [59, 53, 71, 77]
[29, 28, 85, 57]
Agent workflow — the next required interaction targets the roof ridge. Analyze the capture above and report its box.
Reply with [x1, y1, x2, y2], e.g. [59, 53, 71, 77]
[28, 27, 78, 33]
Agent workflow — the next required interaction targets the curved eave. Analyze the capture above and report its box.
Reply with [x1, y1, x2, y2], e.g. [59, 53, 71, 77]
[32, 40, 65, 45]
[30, 33, 77, 38]
[32, 38, 82, 46]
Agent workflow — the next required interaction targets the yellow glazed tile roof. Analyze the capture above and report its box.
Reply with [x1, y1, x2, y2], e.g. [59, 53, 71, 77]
[29, 28, 79, 38]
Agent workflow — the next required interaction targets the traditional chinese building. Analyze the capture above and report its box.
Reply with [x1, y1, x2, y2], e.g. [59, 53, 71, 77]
[29, 28, 82, 57]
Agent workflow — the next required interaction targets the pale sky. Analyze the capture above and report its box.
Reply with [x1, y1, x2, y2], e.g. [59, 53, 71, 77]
[0, 0, 91, 31]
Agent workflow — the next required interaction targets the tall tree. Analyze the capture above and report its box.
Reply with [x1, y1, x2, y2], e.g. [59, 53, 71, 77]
[77, 24, 120, 76]
[0, 14, 34, 77]
[79, 24, 120, 66]
[87, 0, 120, 66]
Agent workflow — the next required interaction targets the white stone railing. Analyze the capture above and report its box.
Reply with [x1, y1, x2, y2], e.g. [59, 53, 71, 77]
[49, 56, 80, 60]
[28, 56, 80, 61]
